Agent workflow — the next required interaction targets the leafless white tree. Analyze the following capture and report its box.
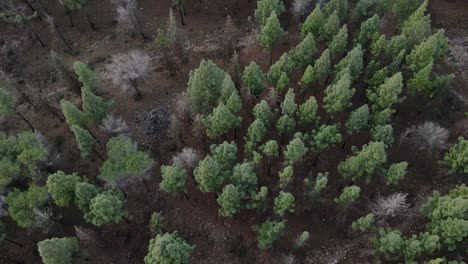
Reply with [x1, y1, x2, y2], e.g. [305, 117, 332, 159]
[0, 0, 27, 17]
[401, 122, 449, 157]
[100, 113, 130, 135]
[74, 225, 100, 245]
[173, 92, 192, 123]
[111, 0, 147, 39]
[33, 207, 55, 233]
[172, 147, 201, 170]
[263, 86, 279, 107]
[281, 254, 296, 264]
[290, 0, 313, 21]
[103, 49, 152, 97]
[371, 193, 409, 219]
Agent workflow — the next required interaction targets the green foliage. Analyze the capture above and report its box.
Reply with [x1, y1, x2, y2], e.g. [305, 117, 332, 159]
[291, 33, 317, 69]
[334, 185, 360, 209]
[346, 104, 369, 134]
[144, 232, 193, 264]
[367, 72, 404, 110]
[303, 171, 328, 200]
[149, 212, 166, 235]
[6, 184, 49, 228]
[371, 124, 394, 147]
[298, 96, 319, 124]
[300, 5, 324, 39]
[371, 108, 394, 126]
[299, 65, 314, 89]
[60, 99, 87, 128]
[336, 44, 364, 81]
[274, 191, 295, 217]
[320, 11, 340, 43]
[254, 220, 285, 249]
[279, 165, 294, 188]
[254, 0, 286, 25]
[261, 140, 279, 157]
[276, 114, 296, 134]
[220, 74, 237, 103]
[392, 0, 424, 24]
[0, 87, 14, 116]
[247, 186, 268, 213]
[160, 162, 188, 194]
[0, 11, 37, 25]
[217, 184, 242, 217]
[352, 213, 374, 232]
[324, 0, 348, 20]
[358, 15, 380, 46]
[243, 62, 265, 96]
[354, 0, 388, 22]
[0, 131, 47, 188]
[407, 61, 454, 98]
[406, 30, 449, 73]
[74, 182, 99, 222]
[311, 124, 342, 152]
[37, 237, 80, 264]
[329, 25, 348, 59]
[89, 190, 126, 226]
[276, 71, 289, 93]
[81, 88, 114, 122]
[371, 228, 405, 258]
[442, 137, 468, 174]
[370, 34, 388, 57]
[194, 156, 223, 193]
[71, 125, 96, 158]
[203, 102, 241, 139]
[311, 49, 331, 85]
[281, 88, 297, 115]
[226, 92, 242, 114]
[367, 67, 390, 92]
[385, 162, 408, 185]
[59, 0, 87, 10]
[267, 53, 295, 84]
[245, 119, 267, 154]
[46, 171, 82, 207]
[253, 100, 274, 125]
[402, 0, 431, 47]
[231, 161, 258, 197]
[295, 231, 310, 249]
[210, 141, 238, 176]
[338, 142, 387, 182]
[257, 12, 286, 53]
[323, 71, 355, 117]
[100, 136, 154, 187]
[73, 61, 98, 93]
[386, 35, 408, 59]
[187, 59, 225, 114]
[284, 135, 308, 165]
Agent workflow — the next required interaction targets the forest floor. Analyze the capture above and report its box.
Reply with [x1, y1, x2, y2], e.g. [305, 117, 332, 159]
[0, 0, 467, 263]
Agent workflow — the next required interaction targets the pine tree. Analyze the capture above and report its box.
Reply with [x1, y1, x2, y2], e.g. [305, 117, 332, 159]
[346, 104, 369, 134]
[160, 161, 188, 194]
[336, 44, 364, 81]
[311, 49, 331, 85]
[144, 232, 193, 264]
[73, 61, 98, 93]
[267, 53, 295, 84]
[329, 24, 348, 59]
[385, 162, 408, 185]
[37, 237, 80, 264]
[261, 140, 280, 157]
[298, 96, 319, 124]
[46, 171, 82, 207]
[274, 191, 295, 217]
[243, 62, 265, 96]
[320, 11, 340, 43]
[220, 74, 236, 103]
[402, 0, 431, 47]
[352, 214, 374, 232]
[334, 185, 360, 209]
[100, 136, 154, 188]
[303, 171, 328, 201]
[89, 190, 127, 226]
[276, 71, 289, 93]
[324, 0, 348, 22]
[60, 99, 87, 127]
[210, 142, 238, 178]
[6, 184, 49, 228]
[257, 11, 287, 64]
[276, 114, 296, 135]
[386, 34, 408, 59]
[442, 137, 468, 174]
[357, 14, 380, 46]
[187, 59, 225, 114]
[254, 0, 286, 25]
[279, 165, 294, 188]
[405, 30, 449, 73]
[253, 100, 274, 125]
[367, 72, 404, 110]
[217, 184, 241, 217]
[194, 156, 223, 193]
[81, 88, 114, 123]
[407, 61, 454, 98]
[291, 33, 317, 69]
[281, 88, 297, 116]
[338, 141, 387, 182]
[299, 65, 314, 90]
[245, 119, 267, 154]
[392, 0, 424, 25]
[74, 182, 99, 222]
[323, 71, 355, 117]
[225, 91, 243, 114]
[311, 124, 342, 152]
[300, 5, 324, 39]
[203, 102, 242, 139]
[71, 125, 96, 158]
[284, 134, 308, 165]
[0, 87, 35, 131]
[371, 124, 394, 148]
[254, 220, 285, 249]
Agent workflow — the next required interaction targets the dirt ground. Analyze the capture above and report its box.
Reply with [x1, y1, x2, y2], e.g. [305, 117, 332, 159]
[0, 0, 467, 263]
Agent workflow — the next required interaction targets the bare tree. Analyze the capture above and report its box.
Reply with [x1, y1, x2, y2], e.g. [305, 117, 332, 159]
[290, 0, 313, 22]
[74, 225, 101, 245]
[173, 92, 192, 123]
[370, 193, 409, 219]
[33, 208, 55, 233]
[103, 50, 152, 98]
[44, 13, 72, 51]
[172, 147, 201, 170]
[111, 0, 147, 39]
[401, 121, 449, 157]
[99, 113, 130, 135]
[281, 254, 296, 264]
[263, 87, 279, 107]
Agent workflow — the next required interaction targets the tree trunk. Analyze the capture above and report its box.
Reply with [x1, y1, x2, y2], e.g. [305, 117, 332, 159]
[12, 85, 38, 111]
[93, 149, 104, 161]
[313, 152, 320, 166]
[15, 109, 35, 131]
[32, 31, 45, 47]
[45, 103, 64, 122]
[65, 7, 74, 27]
[141, 178, 151, 192]
[23, 0, 41, 21]
[341, 140, 346, 150]
[54, 24, 72, 51]
[86, 13, 96, 31]
[87, 129, 100, 144]
[122, 216, 130, 224]
[4, 238, 23, 247]
[179, 8, 185, 26]
[129, 78, 142, 98]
